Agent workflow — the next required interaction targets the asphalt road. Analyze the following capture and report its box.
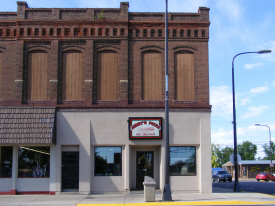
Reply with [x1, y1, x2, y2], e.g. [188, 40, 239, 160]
[213, 179, 275, 196]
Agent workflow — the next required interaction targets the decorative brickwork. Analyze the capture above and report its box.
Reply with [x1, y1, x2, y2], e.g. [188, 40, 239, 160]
[0, 2, 211, 110]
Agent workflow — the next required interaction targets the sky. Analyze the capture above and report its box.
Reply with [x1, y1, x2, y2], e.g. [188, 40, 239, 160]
[1, 0, 274, 159]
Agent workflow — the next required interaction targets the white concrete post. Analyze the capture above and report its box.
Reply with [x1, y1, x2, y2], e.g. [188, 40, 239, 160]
[11, 146, 18, 194]
[200, 117, 212, 193]
[124, 144, 130, 194]
[49, 145, 56, 194]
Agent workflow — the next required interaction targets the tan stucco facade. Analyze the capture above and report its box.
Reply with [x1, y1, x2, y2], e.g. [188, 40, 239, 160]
[54, 109, 212, 194]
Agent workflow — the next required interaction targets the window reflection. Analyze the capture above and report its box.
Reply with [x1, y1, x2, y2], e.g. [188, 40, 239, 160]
[0, 146, 12, 177]
[18, 147, 50, 178]
[170, 146, 196, 176]
[95, 147, 122, 176]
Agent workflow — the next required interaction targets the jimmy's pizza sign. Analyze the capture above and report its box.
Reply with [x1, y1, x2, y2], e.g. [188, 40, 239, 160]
[129, 117, 162, 139]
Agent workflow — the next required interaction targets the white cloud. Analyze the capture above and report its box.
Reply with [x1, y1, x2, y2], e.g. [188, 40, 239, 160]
[211, 128, 233, 146]
[253, 121, 275, 132]
[249, 86, 269, 94]
[211, 126, 254, 147]
[237, 127, 247, 136]
[247, 124, 260, 131]
[211, 123, 274, 159]
[241, 106, 268, 119]
[244, 63, 263, 69]
[240, 98, 250, 106]
[211, 121, 275, 159]
[210, 86, 232, 116]
[262, 41, 275, 61]
[273, 81, 275, 87]
[249, 122, 275, 158]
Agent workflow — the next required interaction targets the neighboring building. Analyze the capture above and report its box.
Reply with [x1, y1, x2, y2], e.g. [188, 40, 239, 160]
[223, 160, 274, 179]
[0, 2, 211, 195]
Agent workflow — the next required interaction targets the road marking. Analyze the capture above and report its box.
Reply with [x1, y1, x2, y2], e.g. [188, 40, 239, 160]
[77, 200, 275, 206]
[257, 193, 275, 199]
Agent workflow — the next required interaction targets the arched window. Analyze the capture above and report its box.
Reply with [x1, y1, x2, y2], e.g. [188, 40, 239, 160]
[27, 51, 48, 100]
[175, 51, 195, 101]
[62, 51, 82, 100]
[142, 51, 162, 100]
[97, 51, 117, 100]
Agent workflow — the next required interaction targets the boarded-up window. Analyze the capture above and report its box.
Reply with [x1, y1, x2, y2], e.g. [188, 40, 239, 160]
[142, 52, 162, 100]
[62, 51, 82, 100]
[0, 53, 2, 99]
[27, 52, 48, 100]
[175, 52, 195, 101]
[97, 52, 117, 100]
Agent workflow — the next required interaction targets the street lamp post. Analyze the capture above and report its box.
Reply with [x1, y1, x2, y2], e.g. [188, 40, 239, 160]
[162, 0, 172, 201]
[232, 50, 271, 192]
[255, 124, 273, 174]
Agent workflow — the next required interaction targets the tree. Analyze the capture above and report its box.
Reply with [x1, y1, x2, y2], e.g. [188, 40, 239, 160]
[237, 141, 257, 160]
[262, 142, 275, 160]
[211, 144, 221, 168]
[219, 146, 233, 166]
[211, 144, 233, 167]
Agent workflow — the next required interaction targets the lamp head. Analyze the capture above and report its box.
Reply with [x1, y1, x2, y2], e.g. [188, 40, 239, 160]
[255, 124, 261, 126]
[257, 50, 272, 54]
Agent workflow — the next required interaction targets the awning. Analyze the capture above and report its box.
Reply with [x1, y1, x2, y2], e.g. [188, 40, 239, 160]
[0, 107, 56, 144]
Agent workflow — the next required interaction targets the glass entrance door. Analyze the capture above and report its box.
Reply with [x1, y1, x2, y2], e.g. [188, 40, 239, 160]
[62, 152, 79, 192]
[136, 151, 154, 189]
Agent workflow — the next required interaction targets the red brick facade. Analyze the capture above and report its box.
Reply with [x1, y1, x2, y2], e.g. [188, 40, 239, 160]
[0, 1, 210, 110]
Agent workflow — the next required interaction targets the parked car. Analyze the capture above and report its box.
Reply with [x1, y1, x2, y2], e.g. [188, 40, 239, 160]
[256, 172, 275, 181]
[212, 170, 232, 182]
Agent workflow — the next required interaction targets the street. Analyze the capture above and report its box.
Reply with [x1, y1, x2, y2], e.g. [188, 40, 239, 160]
[213, 179, 275, 195]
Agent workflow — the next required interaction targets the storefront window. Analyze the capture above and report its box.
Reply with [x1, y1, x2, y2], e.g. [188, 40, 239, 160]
[95, 147, 122, 176]
[18, 147, 50, 178]
[170, 146, 196, 176]
[0, 146, 13, 177]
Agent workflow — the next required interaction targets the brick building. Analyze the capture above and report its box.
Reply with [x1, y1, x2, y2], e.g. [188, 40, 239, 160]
[0, 2, 211, 194]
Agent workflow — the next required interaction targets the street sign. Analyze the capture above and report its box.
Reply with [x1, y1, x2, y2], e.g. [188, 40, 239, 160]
[270, 163, 274, 167]
[230, 153, 242, 164]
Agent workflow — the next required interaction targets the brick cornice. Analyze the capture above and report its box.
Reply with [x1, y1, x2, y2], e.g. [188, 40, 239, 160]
[15, 20, 129, 26]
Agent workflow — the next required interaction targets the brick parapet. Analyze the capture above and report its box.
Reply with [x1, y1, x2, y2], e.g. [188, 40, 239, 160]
[17, 1, 28, 20]
[198, 7, 210, 21]
[0, 1, 210, 109]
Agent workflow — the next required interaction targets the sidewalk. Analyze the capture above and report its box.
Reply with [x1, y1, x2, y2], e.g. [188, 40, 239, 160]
[0, 188, 275, 206]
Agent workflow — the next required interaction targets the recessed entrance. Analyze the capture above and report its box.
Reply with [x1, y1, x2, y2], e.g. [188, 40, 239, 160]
[136, 151, 154, 189]
[61, 152, 79, 192]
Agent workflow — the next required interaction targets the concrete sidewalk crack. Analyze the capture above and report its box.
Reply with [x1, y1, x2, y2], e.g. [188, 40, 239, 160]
[22, 195, 48, 205]
[77, 195, 89, 205]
